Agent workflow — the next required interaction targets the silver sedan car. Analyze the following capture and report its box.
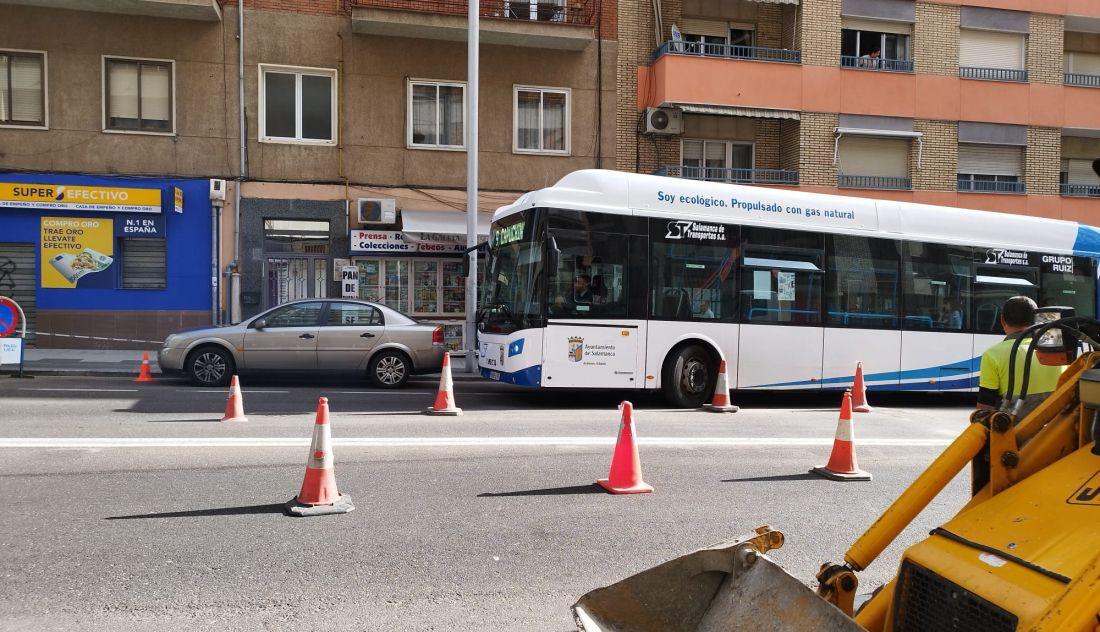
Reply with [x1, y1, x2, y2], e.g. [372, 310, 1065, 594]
[159, 299, 447, 388]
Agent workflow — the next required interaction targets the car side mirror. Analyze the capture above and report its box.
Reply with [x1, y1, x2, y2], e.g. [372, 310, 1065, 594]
[253, 318, 267, 330]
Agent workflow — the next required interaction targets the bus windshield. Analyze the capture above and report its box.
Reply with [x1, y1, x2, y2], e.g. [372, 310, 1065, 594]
[481, 210, 544, 334]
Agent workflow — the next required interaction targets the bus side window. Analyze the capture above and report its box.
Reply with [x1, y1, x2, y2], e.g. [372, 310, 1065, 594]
[901, 242, 973, 332]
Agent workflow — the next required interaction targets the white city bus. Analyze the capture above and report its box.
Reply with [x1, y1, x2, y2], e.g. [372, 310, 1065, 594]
[476, 170, 1100, 407]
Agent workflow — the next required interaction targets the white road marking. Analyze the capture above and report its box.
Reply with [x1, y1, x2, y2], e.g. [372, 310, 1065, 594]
[187, 390, 290, 394]
[0, 437, 954, 449]
[19, 388, 139, 393]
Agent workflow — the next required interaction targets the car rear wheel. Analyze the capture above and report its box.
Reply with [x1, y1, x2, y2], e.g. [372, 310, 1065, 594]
[187, 346, 234, 387]
[369, 349, 411, 388]
[662, 344, 715, 408]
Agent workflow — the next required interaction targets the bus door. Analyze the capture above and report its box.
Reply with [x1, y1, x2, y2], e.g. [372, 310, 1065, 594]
[823, 235, 903, 390]
[736, 231, 825, 389]
[542, 323, 642, 389]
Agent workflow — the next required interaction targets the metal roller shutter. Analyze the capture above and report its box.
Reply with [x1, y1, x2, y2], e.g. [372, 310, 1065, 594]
[120, 239, 167, 289]
[1065, 158, 1100, 185]
[680, 18, 730, 39]
[0, 243, 36, 345]
[839, 137, 909, 177]
[960, 30, 1024, 69]
[958, 144, 1023, 176]
[1068, 52, 1100, 75]
[841, 18, 912, 35]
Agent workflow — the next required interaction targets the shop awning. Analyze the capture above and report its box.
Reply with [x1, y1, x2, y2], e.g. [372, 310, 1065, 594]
[401, 209, 491, 243]
[674, 103, 801, 120]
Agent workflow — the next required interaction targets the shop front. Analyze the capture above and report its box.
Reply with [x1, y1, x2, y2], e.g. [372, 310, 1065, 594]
[0, 173, 215, 349]
[350, 210, 489, 354]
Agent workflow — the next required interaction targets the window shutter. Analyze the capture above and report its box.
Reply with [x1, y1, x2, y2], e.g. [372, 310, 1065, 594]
[10, 55, 43, 123]
[1069, 52, 1100, 75]
[958, 144, 1023, 176]
[140, 64, 171, 123]
[839, 137, 909, 177]
[960, 30, 1024, 69]
[121, 239, 167, 289]
[108, 61, 139, 120]
[841, 18, 912, 35]
[680, 18, 729, 39]
[1066, 158, 1100, 185]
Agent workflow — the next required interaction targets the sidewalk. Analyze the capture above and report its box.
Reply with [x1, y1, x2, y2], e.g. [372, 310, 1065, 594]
[2, 348, 479, 379]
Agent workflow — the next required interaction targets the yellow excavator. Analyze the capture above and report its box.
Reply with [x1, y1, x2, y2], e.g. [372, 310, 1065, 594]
[572, 310, 1100, 631]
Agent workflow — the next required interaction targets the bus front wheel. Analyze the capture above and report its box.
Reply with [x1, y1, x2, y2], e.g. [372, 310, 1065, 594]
[662, 345, 716, 408]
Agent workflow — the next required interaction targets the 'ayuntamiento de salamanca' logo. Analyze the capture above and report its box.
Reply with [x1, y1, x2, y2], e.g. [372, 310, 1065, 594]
[568, 336, 584, 363]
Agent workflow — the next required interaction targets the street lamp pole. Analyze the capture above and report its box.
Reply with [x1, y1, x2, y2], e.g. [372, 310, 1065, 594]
[465, 0, 480, 373]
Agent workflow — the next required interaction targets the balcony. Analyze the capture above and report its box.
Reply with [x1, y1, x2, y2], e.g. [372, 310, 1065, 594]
[351, 0, 596, 50]
[1065, 73, 1100, 88]
[0, 0, 221, 20]
[957, 178, 1026, 194]
[657, 166, 799, 185]
[840, 56, 913, 73]
[838, 175, 911, 190]
[1061, 183, 1100, 197]
[960, 66, 1029, 83]
[655, 41, 801, 65]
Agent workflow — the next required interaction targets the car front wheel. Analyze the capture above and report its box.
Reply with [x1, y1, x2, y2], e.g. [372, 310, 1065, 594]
[369, 350, 411, 388]
[187, 346, 234, 387]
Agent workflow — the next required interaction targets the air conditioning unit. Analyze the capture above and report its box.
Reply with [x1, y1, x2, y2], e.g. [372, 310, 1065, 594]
[645, 107, 683, 135]
[357, 198, 396, 225]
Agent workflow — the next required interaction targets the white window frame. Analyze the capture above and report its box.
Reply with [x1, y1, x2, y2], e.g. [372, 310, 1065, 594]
[0, 48, 48, 130]
[512, 85, 571, 155]
[407, 79, 467, 151]
[101, 55, 175, 136]
[258, 63, 337, 146]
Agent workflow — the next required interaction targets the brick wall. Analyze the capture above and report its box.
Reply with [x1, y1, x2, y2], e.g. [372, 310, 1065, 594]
[779, 119, 800, 172]
[1026, 127, 1061, 196]
[753, 119, 779, 170]
[1028, 14, 1064, 85]
[615, 0, 654, 171]
[800, 0, 839, 67]
[798, 112, 839, 186]
[914, 2, 959, 76]
[913, 120, 957, 192]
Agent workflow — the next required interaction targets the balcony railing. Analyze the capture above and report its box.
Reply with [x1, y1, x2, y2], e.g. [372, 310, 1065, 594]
[960, 66, 1029, 83]
[655, 40, 801, 64]
[658, 166, 800, 185]
[1061, 183, 1100, 197]
[840, 55, 914, 73]
[957, 178, 1026, 194]
[838, 174, 911, 190]
[352, 0, 596, 26]
[1065, 73, 1100, 88]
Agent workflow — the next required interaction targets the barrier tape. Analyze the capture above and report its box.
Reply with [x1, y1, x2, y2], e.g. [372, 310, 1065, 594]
[36, 332, 165, 345]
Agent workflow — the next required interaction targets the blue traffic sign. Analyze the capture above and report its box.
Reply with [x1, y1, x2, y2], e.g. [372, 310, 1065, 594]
[0, 298, 19, 337]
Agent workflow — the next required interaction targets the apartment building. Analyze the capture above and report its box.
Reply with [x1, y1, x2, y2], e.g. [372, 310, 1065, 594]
[619, 0, 1100, 223]
[0, 0, 617, 349]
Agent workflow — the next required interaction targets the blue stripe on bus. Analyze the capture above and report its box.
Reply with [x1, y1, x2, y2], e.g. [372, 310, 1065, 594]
[752, 359, 979, 389]
[480, 364, 542, 387]
[1073, 224, 1100, 258]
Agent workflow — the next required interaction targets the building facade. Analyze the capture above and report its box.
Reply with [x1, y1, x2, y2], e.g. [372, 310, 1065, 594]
[619, 0, 1100, 224]
[0, 0, 617, 350]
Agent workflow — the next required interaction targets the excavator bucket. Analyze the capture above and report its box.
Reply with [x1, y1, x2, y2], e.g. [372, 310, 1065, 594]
[572, 528, 864, 632]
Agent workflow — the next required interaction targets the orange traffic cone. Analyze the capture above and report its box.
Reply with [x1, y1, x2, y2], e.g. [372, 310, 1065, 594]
[426, 352, 462, 416]
[597, 401, 654, 494]
[285, 397, 355, 517]
[703, 359, 739, 413]
[811, 391, 872, 481]
[133, 351, 155, 383]
[220, 375, 248, 423]
[852, 361, 873, 413]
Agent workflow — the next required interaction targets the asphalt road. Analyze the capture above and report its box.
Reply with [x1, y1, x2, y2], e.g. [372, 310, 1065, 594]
[0, 375, 977, 631]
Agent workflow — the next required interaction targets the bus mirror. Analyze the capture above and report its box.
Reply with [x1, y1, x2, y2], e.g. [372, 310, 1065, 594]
[546, 236, 560, 272]
[460, 242, 487, 278]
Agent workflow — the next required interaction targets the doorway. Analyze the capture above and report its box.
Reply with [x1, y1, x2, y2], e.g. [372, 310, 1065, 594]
[262, 220, 330, 309]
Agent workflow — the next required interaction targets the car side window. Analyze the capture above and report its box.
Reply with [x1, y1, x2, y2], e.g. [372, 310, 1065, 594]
[326, 303, 383, 326]
[263, 302, 324, 327]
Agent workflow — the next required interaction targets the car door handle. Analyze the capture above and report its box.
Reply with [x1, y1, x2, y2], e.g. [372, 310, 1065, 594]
[360, 333, 376, 338]
[299, 333, 315, 339]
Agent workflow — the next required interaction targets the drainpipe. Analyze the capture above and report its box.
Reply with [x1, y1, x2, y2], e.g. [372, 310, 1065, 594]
[232, 0, 246, 323]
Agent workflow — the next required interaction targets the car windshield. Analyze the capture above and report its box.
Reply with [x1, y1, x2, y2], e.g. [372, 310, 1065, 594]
[480, 210, 545, 334]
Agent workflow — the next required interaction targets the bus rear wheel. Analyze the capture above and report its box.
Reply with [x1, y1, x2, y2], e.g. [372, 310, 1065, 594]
[662, 345, 716, 408]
